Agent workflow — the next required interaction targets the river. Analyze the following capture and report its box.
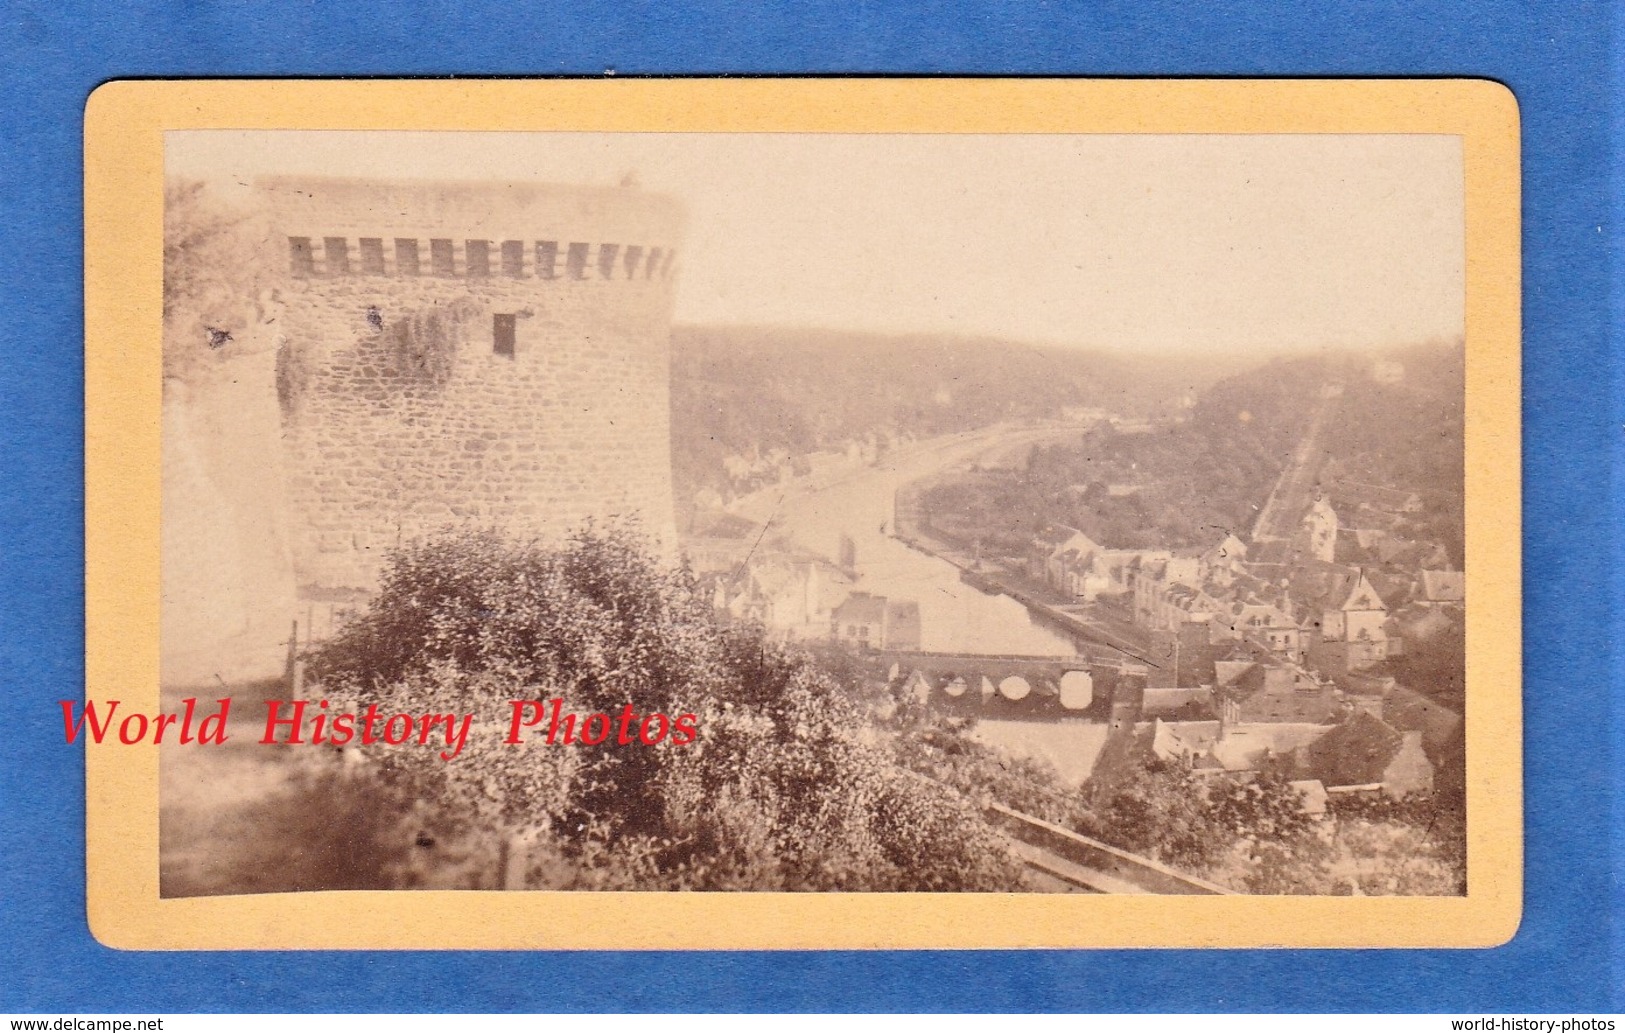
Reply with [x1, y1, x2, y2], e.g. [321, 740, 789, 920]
[729, 426, 1080, 657]
[727, 425, 1117, 781]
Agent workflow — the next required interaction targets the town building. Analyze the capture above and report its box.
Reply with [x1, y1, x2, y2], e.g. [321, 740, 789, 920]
[1303, 711, 1433, 795]
[1416, 569, 1466, 608]
[831, 592, 922, 651]
[714, 555, 854, 641]
[679, 510, 761, 575]
[1148, 706, 1433, 799]
[1149, 717, 1331, 776]
[1288, 562, 1392, 672]
[1214, 661, 1339, 725]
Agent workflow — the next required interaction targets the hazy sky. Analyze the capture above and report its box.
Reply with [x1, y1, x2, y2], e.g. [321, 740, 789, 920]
[170, 130, 1463, 354]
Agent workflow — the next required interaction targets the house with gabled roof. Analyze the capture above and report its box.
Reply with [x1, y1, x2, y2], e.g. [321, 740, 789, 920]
[1303, 710, 1433, 796]
[1215, 596, 1303, 660]
[1215, 661, 1340, 724]
[1243, 538, 1293, 569]
[1288, 561, 1391, 671]
[1030, 524, 1094, 578]
[1418, 569, 1465, 607]
[831, 591, 921, 651]
[1034, 523, 1180, 604]
[680, 510, 763, 575]
[718, 554, 855, 641]
[1202, 533, 1249, 572]
[1381, 684, 1463, 755]
[1131, 557, 1223, 631]
[1142, 685, 1215, 721]
[1213, 639, 1275, 688]
[1384, 602, 1455, 654]
[1027, 525, 1100, 600]
[1149, 716, 1332, 776]
[1298, 496, 1339, 563]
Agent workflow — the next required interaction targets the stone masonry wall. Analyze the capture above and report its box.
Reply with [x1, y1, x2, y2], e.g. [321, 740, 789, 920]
[269, 178, 683, 595]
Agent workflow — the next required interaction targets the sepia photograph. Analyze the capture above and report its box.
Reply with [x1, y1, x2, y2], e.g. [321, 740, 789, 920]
[153, 127, 1470, 901]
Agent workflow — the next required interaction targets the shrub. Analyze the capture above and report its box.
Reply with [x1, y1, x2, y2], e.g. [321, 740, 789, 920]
[307, 522, 1030, 891]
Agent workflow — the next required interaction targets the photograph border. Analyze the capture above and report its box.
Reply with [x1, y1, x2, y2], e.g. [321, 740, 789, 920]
[85, 77, 1521, 951]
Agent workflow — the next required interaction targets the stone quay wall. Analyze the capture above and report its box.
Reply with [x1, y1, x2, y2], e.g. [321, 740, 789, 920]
[265, 176, 684, 595]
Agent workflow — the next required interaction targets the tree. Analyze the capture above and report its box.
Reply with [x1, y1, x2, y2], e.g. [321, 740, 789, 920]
[1209, 766, 1316, 844]
[1206, 767, 1329, 894]
[307, 522, 1030, 891]
[1088, 756, 1228, 872]
[1082, 738, 1326, 886]
[162, 177, 280, 384]
[1081, 732, 1235, 873]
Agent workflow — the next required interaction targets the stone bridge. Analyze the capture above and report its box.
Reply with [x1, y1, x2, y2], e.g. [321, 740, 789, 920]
[869, 649, 1149, 722]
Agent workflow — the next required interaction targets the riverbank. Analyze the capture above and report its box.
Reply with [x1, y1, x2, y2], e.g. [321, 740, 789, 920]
[889, 499, 1153, 665]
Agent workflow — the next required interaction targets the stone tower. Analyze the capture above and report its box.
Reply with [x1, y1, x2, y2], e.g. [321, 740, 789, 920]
[263, 176, 684, 595]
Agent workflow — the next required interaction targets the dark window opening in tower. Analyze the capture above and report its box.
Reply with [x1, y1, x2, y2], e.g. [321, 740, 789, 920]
[430, 238, 455, 277]
[501, 240, 525, 278]
[660, 249, 678, 278]
[465, 239, 491, 278]
[323, 237, 350, 276]
[535, 241, 558, 280]
[394, 238, 421, 277]
[493, 314, 516, 358]
[597, 243, 620, 279]
[288, 237, 316, 277]
[566, 242, 590, 280]
[359, 237, 386, 276]
[644, 247, 664, 279]
[622, 245, 644, 278]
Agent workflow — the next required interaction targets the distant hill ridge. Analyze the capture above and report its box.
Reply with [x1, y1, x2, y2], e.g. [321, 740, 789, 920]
[914, 341, 1463, 555]
[669, 323, 1250, 506]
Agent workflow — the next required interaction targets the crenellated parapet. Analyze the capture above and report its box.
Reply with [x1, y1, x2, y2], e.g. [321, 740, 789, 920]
[286, 235, 678, 282]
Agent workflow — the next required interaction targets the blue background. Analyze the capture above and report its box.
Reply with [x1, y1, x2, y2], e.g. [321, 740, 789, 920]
[1, 0, 1618, 1014]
